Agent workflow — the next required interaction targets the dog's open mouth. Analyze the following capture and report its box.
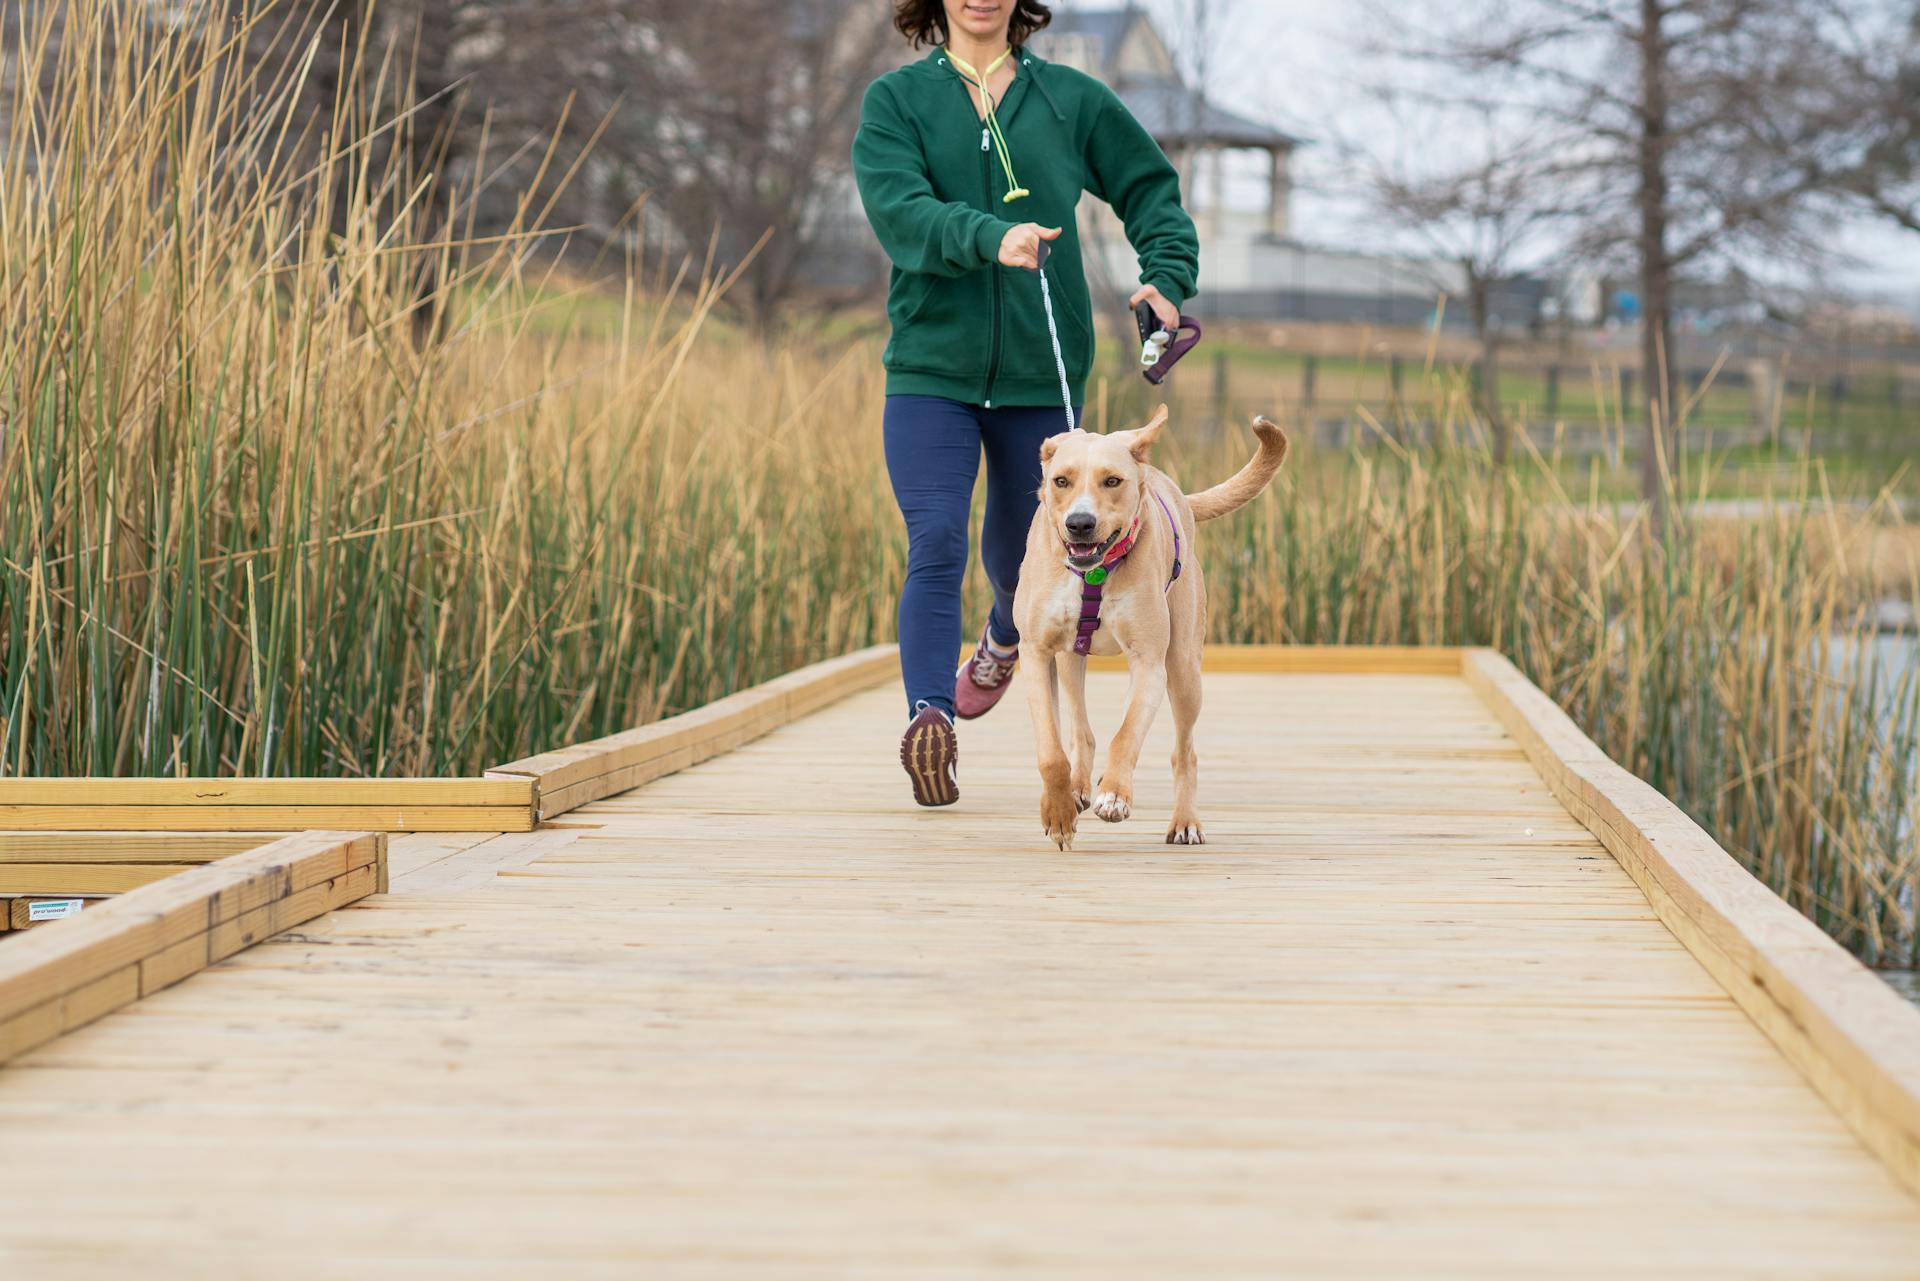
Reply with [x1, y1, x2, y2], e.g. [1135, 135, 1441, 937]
[1063, 527, 1121, 570]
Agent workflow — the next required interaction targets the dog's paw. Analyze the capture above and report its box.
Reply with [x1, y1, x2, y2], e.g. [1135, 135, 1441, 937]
[1072, 788, 1092, 813]
[1092, 790, 1132, 823]
[1041, 788, 1080, 850]
[1166, 820, 1206, 845]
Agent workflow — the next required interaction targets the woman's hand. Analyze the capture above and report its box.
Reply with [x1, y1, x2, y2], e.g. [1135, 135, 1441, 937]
[1130, 284, 1179, 329]
[999, 223, 1062, 270]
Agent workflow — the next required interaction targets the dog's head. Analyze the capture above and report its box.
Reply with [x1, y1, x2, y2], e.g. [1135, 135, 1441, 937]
[1038, 405, 1168, 572]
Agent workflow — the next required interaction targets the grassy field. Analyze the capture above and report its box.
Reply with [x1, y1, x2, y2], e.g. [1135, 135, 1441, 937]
[2, 0, 1917, 966]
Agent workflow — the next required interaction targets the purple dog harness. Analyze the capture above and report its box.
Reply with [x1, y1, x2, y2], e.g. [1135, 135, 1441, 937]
[1072, 492, 1184, 656]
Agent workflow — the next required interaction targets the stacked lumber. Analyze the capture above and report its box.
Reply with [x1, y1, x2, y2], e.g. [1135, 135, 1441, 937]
[488, 644, 898, 820]
[0, 832, 278, 898]
[0, 779, 534, 833]
[0, 830, 386, 1064]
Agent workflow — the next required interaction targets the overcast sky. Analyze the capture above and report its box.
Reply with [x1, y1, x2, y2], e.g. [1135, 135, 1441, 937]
[1051, 0, 1920, 303]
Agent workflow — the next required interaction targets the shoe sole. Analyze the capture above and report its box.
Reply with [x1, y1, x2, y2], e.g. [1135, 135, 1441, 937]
[901, 716, 958, 807]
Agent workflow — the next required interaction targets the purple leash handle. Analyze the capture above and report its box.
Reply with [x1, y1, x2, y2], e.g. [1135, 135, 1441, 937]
[1142, 315, 1203, 386]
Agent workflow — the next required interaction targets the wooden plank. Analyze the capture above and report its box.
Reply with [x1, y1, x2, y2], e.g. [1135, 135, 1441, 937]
[0, 833, 276, 863]
[1084, 644, 1465, 675]
[488, 644, 898, 817]
[392, 831, 583, 896]
[0, 866, 190, 895]
[1461, 647, 1920, 1201]
[0, 963, 138, 1061]
[0, 778, 533, 806]
[0, 805, 531, 833]
[0, 832, 383, 1023]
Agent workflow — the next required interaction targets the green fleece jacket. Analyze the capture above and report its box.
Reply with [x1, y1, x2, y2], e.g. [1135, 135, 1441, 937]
[853, 45, 1199, 408]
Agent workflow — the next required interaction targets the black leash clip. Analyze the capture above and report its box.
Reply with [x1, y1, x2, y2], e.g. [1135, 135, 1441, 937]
[1135, 301, 1203, 386]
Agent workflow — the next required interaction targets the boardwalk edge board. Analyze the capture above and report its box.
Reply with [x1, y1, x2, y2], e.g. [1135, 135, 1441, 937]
[0, 779, 535, 833]
[488, 645, 902, 819]
[0, 831, 386, 1064]
[1461, 646, 1920, 1200]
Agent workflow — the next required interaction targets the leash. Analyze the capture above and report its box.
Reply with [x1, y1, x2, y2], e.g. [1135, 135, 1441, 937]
[1028, 242, 1207, 434]
[1028, 240, 1076, 431]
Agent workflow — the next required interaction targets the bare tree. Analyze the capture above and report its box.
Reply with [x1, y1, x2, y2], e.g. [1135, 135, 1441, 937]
[457, 0, 897, 328]
[1373, 0, 1869, 519]
[1811, 8, 1920, 237]
[1348, 110, 1570, 462]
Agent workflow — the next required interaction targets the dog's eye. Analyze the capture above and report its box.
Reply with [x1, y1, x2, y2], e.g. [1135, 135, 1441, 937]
[1053, 476, 1070, 488]
[1103, 476, 1123, 488]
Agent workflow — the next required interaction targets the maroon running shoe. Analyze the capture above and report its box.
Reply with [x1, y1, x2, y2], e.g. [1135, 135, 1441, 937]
[954, 624, 1018, 720]
[900, 703, 958, 807]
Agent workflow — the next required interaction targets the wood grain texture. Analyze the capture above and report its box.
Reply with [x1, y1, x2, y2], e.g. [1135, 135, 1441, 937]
[1, 668, 1915, 1277]
[1462, 646, 1920, 1202]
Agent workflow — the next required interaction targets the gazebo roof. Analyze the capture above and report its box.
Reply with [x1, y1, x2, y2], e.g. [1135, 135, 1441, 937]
[1036, 8, 1303, 151]
[1115, 84, 1301, 151]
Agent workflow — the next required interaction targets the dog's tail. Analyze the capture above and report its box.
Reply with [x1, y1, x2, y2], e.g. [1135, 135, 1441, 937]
[1186, 417, 1289, 523]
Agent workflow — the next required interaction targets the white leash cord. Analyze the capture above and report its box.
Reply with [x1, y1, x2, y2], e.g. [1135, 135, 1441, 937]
[1033, 257, 1079, 432]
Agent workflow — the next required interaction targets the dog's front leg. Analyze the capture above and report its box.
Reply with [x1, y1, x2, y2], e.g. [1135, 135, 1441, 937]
[1093, 659, 1167, 823]
[1057, 652, 1095, 812]
[1024, 649, 1079, 849]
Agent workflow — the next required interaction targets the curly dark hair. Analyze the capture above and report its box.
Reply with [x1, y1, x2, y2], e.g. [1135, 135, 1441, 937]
[892, 1, 1054, 50]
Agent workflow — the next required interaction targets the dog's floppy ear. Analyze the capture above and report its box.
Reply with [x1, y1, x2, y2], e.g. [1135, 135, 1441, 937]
[1040, 432, 1073, 465]
[1127, 404, 1170, 462]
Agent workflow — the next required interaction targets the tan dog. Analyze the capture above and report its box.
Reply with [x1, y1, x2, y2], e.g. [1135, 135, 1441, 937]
[1012, 408, 1288, 849]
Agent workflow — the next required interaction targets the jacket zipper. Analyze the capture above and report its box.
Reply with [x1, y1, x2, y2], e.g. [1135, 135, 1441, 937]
[982, 126, 1002, 408]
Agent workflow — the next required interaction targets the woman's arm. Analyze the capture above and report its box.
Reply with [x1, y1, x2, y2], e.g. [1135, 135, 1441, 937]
[1084, 84, 1201, 313]
[854, 80, 1016, 278]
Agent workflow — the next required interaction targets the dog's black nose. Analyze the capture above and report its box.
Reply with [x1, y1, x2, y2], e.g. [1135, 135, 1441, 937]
[1064, 512, 1097, 540]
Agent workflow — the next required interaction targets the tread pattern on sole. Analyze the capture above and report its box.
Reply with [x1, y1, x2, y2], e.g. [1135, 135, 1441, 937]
[900, 715, 958, 807]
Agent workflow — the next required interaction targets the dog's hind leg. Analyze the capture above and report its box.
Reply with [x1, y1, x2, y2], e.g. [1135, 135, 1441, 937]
[1024, 651, 1079, 849]
[1057, 653, 1095, 812]
[1094, 659, 1166, 824]
[1165, 650, 1204, 845]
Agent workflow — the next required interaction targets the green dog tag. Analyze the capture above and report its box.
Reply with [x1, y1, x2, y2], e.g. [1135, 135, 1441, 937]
[1084, 567, 1108, 585]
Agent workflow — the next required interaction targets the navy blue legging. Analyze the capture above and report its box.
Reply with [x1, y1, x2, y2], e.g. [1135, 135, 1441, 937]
[883, 394, 1078, 718]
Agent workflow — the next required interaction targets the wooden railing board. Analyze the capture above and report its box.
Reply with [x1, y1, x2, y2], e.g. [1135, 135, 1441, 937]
[489, 645, 899, 820]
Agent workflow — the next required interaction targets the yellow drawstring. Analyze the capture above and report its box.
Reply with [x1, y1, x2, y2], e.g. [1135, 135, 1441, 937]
[946, 46, 1029, 204]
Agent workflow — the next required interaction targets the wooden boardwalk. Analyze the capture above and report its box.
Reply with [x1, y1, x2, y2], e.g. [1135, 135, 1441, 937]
[2, 664, 1919, 1276]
